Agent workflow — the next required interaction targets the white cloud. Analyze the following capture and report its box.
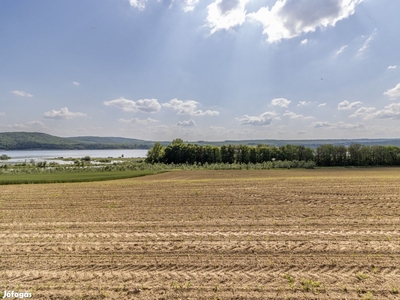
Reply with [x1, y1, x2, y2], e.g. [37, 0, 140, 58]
[384, 83, 400, 100]
[6, 120, 47, 130]
[311, 121, 364, 129]
[183, 0, 199, 12]
[283, 110, 313, 120]
[162, 98, 219, 116]
[7, 123, 28, 129]
[207, 0, 249, 34]
[151, 124, 169, 135]
[367, 103, 400, 120]
[311, 122, 332, 128]
[300, 39, 308, 45]
[236, 111, 279, 126]
[248, 0, 362, 43]
[177, 119, 197, 126]
[73, 81, 80, 86]
[349, 106, 376, 118]
[388, 65, 397, 69]
[119, 117, 159, 125]
[43, 107, 87, 120]
[318, 103, 327, 107]
[335, 45, 348, 55]
[104, 97, 161, 113]
[271, 98, 291, 107]
[338, 100, 362, 110]
[27, 120, 47, 127]
[358, 29, 376, 55]
[0, 112, 5, 116]
[129, 0, 147, 10]
[209, 126, 225, 131]
[11, 90, 33, 97]
[298, 101, 311, 106]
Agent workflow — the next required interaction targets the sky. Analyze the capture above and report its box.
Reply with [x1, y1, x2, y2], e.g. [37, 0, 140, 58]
[1, 0, 400, 141]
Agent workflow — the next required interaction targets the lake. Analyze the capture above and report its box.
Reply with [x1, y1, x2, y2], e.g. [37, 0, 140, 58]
[0, 149, 148, 164]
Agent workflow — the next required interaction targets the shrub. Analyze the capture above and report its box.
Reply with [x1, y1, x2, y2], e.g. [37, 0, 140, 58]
[0, 154, 11, 160]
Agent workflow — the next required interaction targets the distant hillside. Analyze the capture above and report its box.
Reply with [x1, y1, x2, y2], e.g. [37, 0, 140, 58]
[69, 136, 146, 144]
[1, 132, 400, 150]
[0, 132, 154, 150]
[191, 138, 400, 148]
[68, 136, 154, 148]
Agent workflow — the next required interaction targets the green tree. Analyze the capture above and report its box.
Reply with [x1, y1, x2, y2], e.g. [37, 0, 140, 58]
[146, 142, 165, 163]
[236, 145, 250, 164]
[315, 144, 335, 166]
[348, 144, 362, 166]
[171, 138, 184, 145]
[221, 145, 235, 163]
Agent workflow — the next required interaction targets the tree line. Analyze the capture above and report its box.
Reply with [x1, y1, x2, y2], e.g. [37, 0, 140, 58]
[146, 139, 400, 167]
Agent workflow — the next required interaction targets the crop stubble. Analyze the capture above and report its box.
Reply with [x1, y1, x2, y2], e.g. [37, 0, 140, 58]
[0, 168, 400, 299]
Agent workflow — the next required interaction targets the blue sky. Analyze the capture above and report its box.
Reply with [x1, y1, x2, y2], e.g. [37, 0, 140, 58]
[1, 0, 400, 141]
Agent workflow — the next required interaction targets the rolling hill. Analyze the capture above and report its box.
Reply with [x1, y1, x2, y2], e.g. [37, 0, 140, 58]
[1, 132, 400, 150]
[0, 132, 154, 150]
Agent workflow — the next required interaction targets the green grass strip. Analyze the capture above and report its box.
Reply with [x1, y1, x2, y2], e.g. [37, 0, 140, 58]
[0, 170, 166, 185]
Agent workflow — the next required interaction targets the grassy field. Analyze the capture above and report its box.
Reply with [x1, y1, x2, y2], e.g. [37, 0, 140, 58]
[0, 170, 165, 185]
[1, 168, 400, 299]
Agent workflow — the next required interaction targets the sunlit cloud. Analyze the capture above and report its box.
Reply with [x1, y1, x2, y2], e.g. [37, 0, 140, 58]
[357, 29, 376, 55]
[129, 0, 147, 10]
[177, 119, 197, 126]
[271, 98, 290, 107]
[11, 90, 33, 97]
[349, 106, 376, 119]
[207, 0, 249, 34]
[162, 99, 219, 116]
[248, 0, 363, 43]
[338, 100, 362, 110]
[384, 83, 400, 100]
[365, 103, 400, 120]
[236, 111, 279, 126]
[335, 45, 348, 56]
[298, 101, 311, 106]
[104, 97, 161, 113]
[283, 110, 313, 120]
[43, 107, 87, 120]
[119, 117, 159, 125]
[183, 0, 199, 12]
[311, 121, 364, 129]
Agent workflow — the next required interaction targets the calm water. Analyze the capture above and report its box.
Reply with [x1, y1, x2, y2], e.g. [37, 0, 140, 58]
[0, 149, 148, 164]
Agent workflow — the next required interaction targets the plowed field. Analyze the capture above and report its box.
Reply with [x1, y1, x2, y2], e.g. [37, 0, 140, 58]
[1, 168, 400, 299]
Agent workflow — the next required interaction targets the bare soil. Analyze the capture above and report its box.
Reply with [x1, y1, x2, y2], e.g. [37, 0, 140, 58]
[1, 168, 400, 299]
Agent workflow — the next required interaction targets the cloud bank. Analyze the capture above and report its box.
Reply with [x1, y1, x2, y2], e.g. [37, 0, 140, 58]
[177, 119, 197, 126]
[236, 111, 279, 126]
[162, 99, 219, 116]
[104, 98, 161, 113]
[338, 100, 362, 110]
[43, 107, 87, 120]
[311, 121, 364, 129]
